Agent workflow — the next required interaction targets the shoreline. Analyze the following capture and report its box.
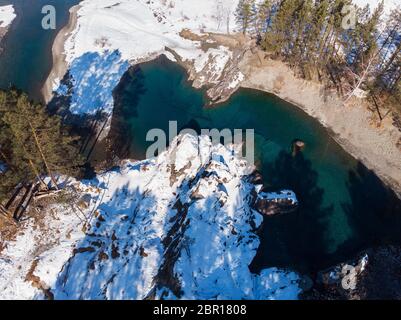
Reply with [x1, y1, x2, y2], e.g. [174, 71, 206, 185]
[42, 8, 401, 199]
[0, 26, 9, 53]
[239, 52, 401, 198]
[42, 4, 80, 104]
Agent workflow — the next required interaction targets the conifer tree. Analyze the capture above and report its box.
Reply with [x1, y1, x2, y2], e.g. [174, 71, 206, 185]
[0, 90, 84, 199]
[263, 0, 299, 55]
[235, 0, 255, 35]
[255, 0, 272, 38]
[255, 0, 400, 111]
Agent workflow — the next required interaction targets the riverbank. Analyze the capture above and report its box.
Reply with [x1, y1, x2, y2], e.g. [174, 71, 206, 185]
[238, 48, 401, 198]
[42, 5, 80, 104]
[42, 0, 401, 199]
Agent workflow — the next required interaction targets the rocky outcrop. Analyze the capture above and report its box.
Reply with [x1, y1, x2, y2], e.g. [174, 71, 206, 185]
[0, 134, 301, 300]
[304, 246, 401, 300]
[254, 190, 298, 216]
[54, 134, 300, 300]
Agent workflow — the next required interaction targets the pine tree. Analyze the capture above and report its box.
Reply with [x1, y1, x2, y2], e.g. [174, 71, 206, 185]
[263, 0, 300, 55]
[292, 0, 314, 66]
[256, 0, 399, 114]
[303, 0, 330, 79]
[235, 0, 255, 35]
[0, 90, 84, 198]
[255, 0, 272, 38]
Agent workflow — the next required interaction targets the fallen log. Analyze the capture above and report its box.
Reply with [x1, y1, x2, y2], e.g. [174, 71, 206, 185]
[13, 184, 33, 221]
[33, 189, 63, 201]
[4, 184, 24, 210]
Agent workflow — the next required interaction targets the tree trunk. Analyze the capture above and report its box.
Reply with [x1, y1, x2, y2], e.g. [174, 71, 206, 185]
[344, 57, 375, 103]
[27, 159, 48, 190]
[28, 121, 59, 190]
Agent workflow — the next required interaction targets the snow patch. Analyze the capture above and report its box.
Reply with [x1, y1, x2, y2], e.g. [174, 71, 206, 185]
[353, 0, 400, 18]
[0, 5, 16, 28]
[54, 50, 129, 115]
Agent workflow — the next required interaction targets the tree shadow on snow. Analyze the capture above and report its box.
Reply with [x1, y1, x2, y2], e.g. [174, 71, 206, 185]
[250, 150, 334, 274]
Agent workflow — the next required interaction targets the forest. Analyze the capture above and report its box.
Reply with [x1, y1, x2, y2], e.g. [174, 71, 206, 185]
[235, 0, 401, 119]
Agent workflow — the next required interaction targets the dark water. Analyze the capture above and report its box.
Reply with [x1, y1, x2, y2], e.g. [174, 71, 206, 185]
[0, 0, 79, 101]
[111, 56, 401, 273]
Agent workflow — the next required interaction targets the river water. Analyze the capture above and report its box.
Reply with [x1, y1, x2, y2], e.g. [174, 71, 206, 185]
[0, 0, 79, 101]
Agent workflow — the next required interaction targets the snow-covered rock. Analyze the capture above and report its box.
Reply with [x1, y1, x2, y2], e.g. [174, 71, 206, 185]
[0, 134, 301, 300]
[53, 0, 243, 115]
[0, 5, 16, 28]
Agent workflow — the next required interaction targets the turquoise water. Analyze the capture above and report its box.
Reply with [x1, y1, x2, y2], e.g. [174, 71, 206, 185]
[0, 0, 79, 101]
[111, 56, 401, 273]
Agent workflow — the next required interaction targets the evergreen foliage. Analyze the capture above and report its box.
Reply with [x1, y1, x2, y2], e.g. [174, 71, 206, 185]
[235, 0, 400, 111]
[0, 90, 84, 201]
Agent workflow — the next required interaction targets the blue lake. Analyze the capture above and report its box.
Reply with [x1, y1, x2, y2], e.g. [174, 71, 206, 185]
[110, 56, 401, 273]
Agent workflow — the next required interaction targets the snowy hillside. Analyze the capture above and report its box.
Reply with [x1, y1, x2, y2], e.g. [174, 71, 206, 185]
[50, 0, 401, 116]
[0, 5, 15, 28]
[0, 134, 301, 300]
[52, 0, 243, 115]
[64, 0, 239, 64]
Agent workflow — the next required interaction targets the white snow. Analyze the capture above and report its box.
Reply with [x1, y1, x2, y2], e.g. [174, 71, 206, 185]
[360, 254, 369, 272]
[0, 5, 15, 28]
[353, 0, 400, 17]
[55, 0, 241, 115]
[260, 190, 298, 205]
[65, 0, 238, 64]
[53, 0, 401, 115]
[228, 71, 245, 89]
[0, 135, 301, 300]
[0, 190, 86, 299]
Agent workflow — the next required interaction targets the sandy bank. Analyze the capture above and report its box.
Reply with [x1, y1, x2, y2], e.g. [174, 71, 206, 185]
[239, 49, 401, 198]
[42, 5, 80, 104]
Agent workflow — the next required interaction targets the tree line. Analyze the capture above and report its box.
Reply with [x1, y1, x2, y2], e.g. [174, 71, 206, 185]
[235, 0, 400, 116]
[0, 89, 84, 205]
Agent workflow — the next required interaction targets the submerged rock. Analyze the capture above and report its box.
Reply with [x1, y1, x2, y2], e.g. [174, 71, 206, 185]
[292, 140, 306, 156]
